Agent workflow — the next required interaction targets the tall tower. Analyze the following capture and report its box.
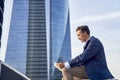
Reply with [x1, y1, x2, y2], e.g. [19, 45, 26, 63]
[5, 0, 29, 74]
[49, 0, 71, 80]
[4, 0, 71, 80]
[26, 0, 48, 80]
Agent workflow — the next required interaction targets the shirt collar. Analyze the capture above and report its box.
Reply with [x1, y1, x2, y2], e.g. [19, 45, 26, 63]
[84, 36, 91, 47]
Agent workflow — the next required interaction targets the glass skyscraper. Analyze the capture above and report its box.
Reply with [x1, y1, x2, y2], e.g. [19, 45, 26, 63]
[5, 0, 29, 74]
[50, 0, 71, 80]
[4, 0, 71, 80]
[26, 0, 48, 80]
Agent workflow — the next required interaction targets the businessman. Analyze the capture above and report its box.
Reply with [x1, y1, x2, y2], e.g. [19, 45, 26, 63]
[57, 25, 114, 80]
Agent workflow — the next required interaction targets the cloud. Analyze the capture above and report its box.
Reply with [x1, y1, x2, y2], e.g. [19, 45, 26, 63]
[72, 11, 120, 24]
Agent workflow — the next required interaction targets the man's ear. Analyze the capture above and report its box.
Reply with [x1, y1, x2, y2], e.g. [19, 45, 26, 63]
[84, 32, 88, 35]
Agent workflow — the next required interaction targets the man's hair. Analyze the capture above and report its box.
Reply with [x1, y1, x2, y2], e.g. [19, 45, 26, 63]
[76, 25, 90, 35]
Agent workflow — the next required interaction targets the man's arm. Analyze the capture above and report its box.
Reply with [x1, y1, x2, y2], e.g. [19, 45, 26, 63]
[69, 40, 101, 67]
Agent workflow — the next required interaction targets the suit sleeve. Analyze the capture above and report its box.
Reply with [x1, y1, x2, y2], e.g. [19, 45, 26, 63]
[69, 40, 101, 67]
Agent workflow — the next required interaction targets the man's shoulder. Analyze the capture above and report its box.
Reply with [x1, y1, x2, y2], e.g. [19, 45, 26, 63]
[90, 36, 97, 42]
[90, 36, 102, 45]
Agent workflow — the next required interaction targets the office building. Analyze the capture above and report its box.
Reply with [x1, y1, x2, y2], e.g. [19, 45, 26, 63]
[4, 0, 71, 80]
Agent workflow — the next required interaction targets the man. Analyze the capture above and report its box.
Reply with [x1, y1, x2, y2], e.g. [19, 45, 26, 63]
[57, 25, 114, 80]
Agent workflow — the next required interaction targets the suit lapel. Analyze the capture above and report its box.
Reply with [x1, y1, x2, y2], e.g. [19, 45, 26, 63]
[84, 39, 90, 51]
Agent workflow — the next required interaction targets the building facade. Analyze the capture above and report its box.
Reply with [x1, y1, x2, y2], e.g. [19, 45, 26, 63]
[4, 0, 71, 80]
[5, 0, 28, 74]
[49, 0, 71, 80]
[26, 0, 48, 80]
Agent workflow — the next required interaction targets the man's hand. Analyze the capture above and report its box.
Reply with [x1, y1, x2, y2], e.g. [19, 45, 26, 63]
[56, 62, 65, 69]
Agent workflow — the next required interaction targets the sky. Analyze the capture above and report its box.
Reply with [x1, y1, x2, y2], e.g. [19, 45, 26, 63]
[69, 0, 120, 79]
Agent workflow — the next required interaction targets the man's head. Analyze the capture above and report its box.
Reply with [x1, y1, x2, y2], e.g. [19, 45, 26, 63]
[76, 25, 90, 43]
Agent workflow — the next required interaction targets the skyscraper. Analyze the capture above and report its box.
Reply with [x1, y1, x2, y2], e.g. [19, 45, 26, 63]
[5, 0, 29, 74]
[26, 0, 48, 80]
[49, 0, 71, 80]
[4, 0, 71, 80]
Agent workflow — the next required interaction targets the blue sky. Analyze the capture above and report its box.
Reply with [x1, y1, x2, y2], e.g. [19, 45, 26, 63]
[69, 0, 120, 79]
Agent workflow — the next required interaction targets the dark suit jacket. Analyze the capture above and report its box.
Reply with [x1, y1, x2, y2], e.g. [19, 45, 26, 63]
[68, 36, 114, 80]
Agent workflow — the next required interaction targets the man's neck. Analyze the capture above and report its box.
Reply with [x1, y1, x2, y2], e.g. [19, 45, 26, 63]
[85, 36, 90, 42]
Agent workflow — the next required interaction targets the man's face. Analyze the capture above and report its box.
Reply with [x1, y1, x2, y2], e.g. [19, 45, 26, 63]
[76, 30, 87, 43]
